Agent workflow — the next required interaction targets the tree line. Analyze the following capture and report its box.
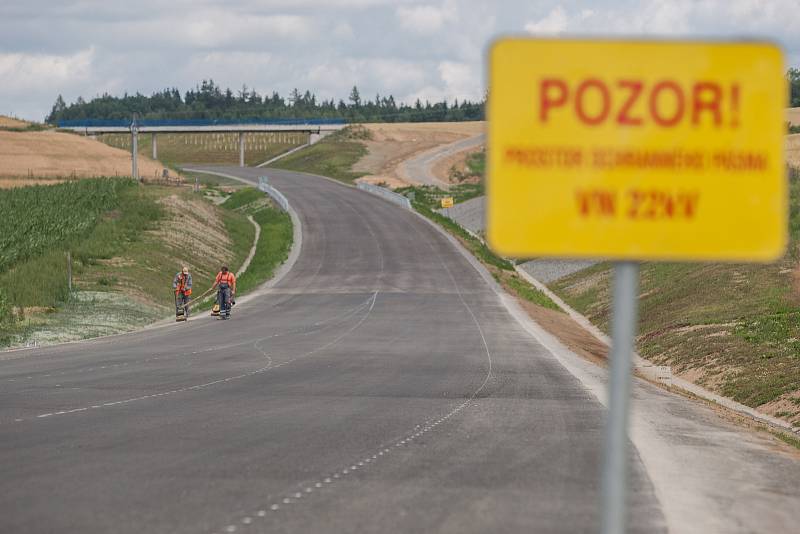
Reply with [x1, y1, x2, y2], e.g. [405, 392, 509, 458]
[44, 69, 800, 125]
[46, 80, 484, 124]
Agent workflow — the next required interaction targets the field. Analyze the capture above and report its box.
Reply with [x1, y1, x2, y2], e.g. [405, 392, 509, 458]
[0, 115, 34, 129]
[99, 131, 306, 169]
[0, 130, 170, 182]
[0, 179, 131, 272]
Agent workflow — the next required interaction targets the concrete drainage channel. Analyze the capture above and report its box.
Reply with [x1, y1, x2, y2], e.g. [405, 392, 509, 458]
[358, 182, 798, 435]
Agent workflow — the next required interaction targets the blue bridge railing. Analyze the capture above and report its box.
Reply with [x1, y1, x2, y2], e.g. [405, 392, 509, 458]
[57, 118, 347, 128]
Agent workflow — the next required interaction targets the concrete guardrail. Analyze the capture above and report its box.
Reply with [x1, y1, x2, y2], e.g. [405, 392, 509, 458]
[258, 176, 290, 212]
[356, 182, 412, 210]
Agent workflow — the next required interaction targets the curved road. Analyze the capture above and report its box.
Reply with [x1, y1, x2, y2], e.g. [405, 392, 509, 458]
[1, 167, 797, 533]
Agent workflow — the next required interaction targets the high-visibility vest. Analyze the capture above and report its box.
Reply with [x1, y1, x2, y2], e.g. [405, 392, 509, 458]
[216, 272, 236, 288]
[175, 274, 192, 295]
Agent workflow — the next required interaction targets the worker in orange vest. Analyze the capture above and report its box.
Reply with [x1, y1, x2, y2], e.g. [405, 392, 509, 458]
[213, 265, 236, 320]
[173, 266, 193, 319]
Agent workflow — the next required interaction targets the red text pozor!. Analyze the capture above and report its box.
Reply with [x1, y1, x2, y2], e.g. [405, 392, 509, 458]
[538, 78, 741, 128]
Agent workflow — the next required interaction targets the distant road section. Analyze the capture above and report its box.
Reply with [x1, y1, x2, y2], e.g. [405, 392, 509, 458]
[399, 133, 485, 188]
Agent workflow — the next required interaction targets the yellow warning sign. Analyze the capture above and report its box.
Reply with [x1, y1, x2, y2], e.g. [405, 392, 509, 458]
[487, 38, 786, 261]
[441, 197, 454, 209]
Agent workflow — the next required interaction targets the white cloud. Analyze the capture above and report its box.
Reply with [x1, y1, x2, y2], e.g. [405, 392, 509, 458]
[0, 48, 94, 93]
[524, 6, 569, 35]
[438, 61, 480, 102]
[0, 1, 799, 120]
[333, 22, 355, 40]
[395, 1, 457, 34]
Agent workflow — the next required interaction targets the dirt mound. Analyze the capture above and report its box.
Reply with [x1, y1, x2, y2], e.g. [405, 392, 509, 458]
[0, 130, 175, 184]
[354, 122, 483, 186]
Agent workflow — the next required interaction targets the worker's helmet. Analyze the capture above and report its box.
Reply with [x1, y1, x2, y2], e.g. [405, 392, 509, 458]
[221, 265, 229, 273]
[182, 266, 189, 274]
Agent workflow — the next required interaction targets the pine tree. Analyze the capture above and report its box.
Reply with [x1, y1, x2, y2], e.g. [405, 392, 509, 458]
[45, 94, 67, 123]
[349, 86, 361, 107]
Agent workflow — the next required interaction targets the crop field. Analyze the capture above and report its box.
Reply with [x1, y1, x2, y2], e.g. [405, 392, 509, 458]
[0, 178, 132, 272]
[99, 132, 307, 168]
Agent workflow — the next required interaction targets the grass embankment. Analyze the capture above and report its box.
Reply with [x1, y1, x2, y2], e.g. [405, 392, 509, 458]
[550, 168, 800, 428]
[397, 182, 484, 208]
[0, 178, 264, 346]
[221, 188, 293, 294]
[99, 132, 306, 170]
[268, 125, 369, 183]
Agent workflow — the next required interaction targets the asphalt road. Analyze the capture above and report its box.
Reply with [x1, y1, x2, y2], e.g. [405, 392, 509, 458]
[1, 167, 797, 533]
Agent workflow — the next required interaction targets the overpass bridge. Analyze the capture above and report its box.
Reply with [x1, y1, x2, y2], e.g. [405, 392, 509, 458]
[57, 118, 348, 176]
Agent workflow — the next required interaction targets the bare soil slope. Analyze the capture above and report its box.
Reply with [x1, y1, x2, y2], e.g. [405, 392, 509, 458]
[788, 133, 800, 166]
[354, 121, 483, 187]
[0, 130, 173, 183]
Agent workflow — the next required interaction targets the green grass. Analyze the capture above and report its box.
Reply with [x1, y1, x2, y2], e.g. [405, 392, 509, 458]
[222, 188, 265, 210]
[268, 126, 369, 183]
[184, 171, 247, 190]
[396, 184, 484, 211]
[99, 132, 305, 170]
[771, 430, 800, 450]
[465, 151, 485, 176]
[237, 203, 293, 294]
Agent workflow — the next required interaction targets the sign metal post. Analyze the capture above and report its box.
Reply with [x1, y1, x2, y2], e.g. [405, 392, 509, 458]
[487, 38, 786, 534]
[601, 261, 639, 534]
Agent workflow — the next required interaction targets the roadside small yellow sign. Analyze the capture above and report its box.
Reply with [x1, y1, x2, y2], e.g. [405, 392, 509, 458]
[487, 38, 787, 261]
[441, 197, 454, 209]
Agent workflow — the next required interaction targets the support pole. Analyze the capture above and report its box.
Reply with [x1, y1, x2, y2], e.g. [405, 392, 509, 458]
[152, 133, 158, 160]
[601, 261, 639, 534]
[130, 114, 139, 181]
[66, 251, 72, 293]
[239, 131, 245, 167]
[131, 130, 139, 181]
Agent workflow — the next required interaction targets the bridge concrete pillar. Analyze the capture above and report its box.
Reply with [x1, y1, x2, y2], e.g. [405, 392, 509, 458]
[151, 133, 158, 160]
[131, 131, 139, 181]
[239, 132, 245, 167]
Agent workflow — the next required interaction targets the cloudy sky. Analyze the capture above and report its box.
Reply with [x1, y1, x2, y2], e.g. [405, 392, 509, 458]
[1, 0, 798, 121]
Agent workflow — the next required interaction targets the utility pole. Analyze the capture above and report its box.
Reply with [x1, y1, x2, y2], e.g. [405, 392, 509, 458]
[131, 113, 139, 181]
